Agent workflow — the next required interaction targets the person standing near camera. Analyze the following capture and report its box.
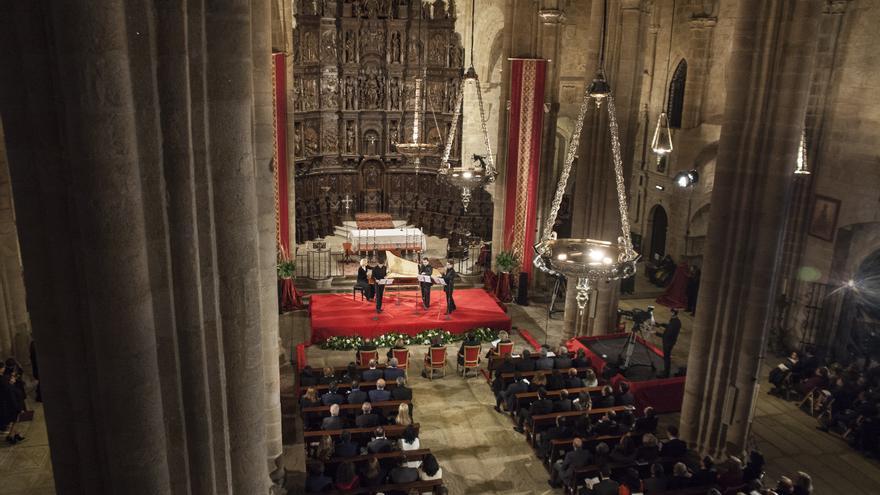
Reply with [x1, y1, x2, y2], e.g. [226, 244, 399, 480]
[656, 309, 681, 378]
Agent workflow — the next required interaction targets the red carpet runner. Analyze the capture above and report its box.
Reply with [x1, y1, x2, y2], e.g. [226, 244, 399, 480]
[309, 288, 512, 344]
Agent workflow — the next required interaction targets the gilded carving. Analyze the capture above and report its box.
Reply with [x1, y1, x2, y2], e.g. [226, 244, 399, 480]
[323, 125, 338, 153]
[320, 31, 337, 63]
[343, 31, 357, 63]
[321, 73, 338, 110]
[390, 31, 402, 64]
[428, 33, 447, 65]
[303, 124, 319, 156]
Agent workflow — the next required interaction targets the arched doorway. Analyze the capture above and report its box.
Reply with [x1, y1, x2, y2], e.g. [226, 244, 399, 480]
[647, 205, 668, 262]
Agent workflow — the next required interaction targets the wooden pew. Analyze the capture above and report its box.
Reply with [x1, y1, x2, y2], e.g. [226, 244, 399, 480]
[530, 405, 634, 430]
[487, 353, 541, 371]
[512, 386, 604, 411]
[547, 433, 626, 464]
[325, 478, 442, 495]
[301, 399, 411, 420]
[303, 423, 420, 443]
[304, 380, 400, 396]
[567, 457, 689, 493]
[496, 367, 594, 385]
[322, 448, 431, 467]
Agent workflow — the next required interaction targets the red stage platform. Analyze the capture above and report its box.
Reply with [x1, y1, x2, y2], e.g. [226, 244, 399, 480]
[309, 288, 512, 344]
[566, 333, 686, 414]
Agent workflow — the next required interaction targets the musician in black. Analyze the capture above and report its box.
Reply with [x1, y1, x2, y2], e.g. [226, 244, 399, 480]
[419, 258, 433, 309]
[373, 258, 388, 313]
[356, 258, 374, 301]
[443, 260, 457, 314]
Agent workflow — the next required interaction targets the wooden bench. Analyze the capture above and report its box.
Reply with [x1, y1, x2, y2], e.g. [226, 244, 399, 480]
[567, 457, 688, 494]
[322, 448, 431, 467]
[512, 386, 604, 411]
[303, 423, 420, 442]
[525, 406, 633, 444]
[325, 478, 442, 495]
[487, 353, 541, 371]
[304, 380, 400, 396]
[496, 367, 594, 385]
[547, 433, 626, 464]
[301, 399, 411, 419]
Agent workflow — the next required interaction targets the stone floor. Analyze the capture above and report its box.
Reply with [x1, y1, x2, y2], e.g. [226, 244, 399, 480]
[0, 402, 55, 495]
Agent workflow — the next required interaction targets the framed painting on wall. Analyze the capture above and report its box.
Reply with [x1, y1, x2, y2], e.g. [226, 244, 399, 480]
[808, 195, 840, 242]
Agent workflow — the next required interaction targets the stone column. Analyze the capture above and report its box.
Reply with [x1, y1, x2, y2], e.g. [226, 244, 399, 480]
[562, 0, 644, 338]
[252, 0, 285, 475]
[205, 1, 270, 493]
[679, 0, 821, 457]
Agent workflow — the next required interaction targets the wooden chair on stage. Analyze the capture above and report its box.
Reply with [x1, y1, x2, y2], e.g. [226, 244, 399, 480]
[495, 341, 514, 358]
[423, 347, 447, 380]
[392, 348, 410, 376]
[358, 349, 379, 367]
[458, 345, 482, 378]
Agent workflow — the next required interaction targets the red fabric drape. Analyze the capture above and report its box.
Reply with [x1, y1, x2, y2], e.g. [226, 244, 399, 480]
[655, 262, 690, 309]
[272, 53, 290, 254]
[503, 59, 547, 278]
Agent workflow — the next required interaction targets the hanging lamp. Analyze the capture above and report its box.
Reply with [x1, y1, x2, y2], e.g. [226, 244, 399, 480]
[533, 0, 638, 313]
[650, 0, 676, 156]
[436, 0, 497, 211]
[794, 127, 810, 175]
[396, 12, 437, 172]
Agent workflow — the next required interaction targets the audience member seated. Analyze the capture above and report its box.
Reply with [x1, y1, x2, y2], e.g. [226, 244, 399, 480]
[595, 385, 615, 408]
[634, 406, 658, 433]
[422, 337, 446, 379]
[418, 453, 443, 482]
[457, 331, 481, 366]
[529, 371, 548, 392]
[321, 382, 345, 406]
[776, 475, 795, 495]
[796, 366, 830, 396]
[319, 366, 336, 385]
[356, 339, 378, 365]
[514, 387, 554, 433]
[496, 372, 528, 413]
[399, 425, 421, 467]
[536, 416, 573, 459]
[643, 463, 667, 493]
[547, 369, 565, 391]
[487, 330, 512, 358]
[619, 467, 643, 494]
[666, 462, 693, 489]
[334, 460, 360, 490]
[565, 368, 585, 389]
[391, 376, 412, 401]
[589, 465, 620, 495]
[660, 424, 687, 458]
[314, 435, 334, 463]
[616, 409, 635, 433]
[301, 387, 321, 409]
[793, 471, 813, 495]
[305, 461, 333, 493]
[342, 362, 360, 382]
[572, 348, 592, 369]
[388, 455, 420, 484]
[636, 433, 660, 462]
[361, 457, 388, 488]
[300, 366, 319, 387]
[769, 351, 800, 391]
[362, 359, 384, 382]
[515, 349, 537, 372]
[554, 389, 574, 412]
[393, 402, 413, 426]
[583, 368, 599, 387]
[367, 427, 394, 454]
[384, 358, 405, 381]
[554, 348, 573, 369]
[321, 403, 345, 430]
[718, 456, 744, 488]
[327, 429, 354, 460]
[550, 437, 592, 487]
[742, 450, 765, 483]
[693, 455, 718, 486]
[536, 349, 555, 371]
[493, 355, 516, 380]
[615, 382, 635, 406]
[386, 338, 407, 360]
[592, 411, 618, 436]
[610, 435, 637, 463]
[593, 442, 611, 466]
[346, 380, 368, 404]
[368, 378, 391, 403]
[356, 402, 383, 428]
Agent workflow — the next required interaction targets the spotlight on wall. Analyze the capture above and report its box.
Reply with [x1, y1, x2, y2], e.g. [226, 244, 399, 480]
[654, 184, 665, 191]
[674, 169, 699, 188]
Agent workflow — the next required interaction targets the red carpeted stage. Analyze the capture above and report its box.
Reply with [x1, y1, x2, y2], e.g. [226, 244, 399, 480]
[309, 288, 512, 344]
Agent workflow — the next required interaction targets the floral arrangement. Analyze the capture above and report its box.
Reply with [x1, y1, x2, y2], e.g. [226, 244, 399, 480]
[494, 250, 520, 273]
[276, 259, 296, 279]
[320, 327, 500, 351]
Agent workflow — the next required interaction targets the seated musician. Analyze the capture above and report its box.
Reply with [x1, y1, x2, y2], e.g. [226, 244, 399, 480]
[457, 332, 481, 366]
[356, 258, 375, 301]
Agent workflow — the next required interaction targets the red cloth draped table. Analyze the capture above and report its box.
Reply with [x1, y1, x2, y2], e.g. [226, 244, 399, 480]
[494, 272, 513, 303]
[655, 262, 690, 309]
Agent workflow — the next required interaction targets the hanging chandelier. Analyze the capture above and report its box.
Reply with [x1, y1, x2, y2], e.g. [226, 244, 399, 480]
[794, 127, 810, 175]
[533, 0, 638, 314]
[396, 15, 437, 172]
[650, 0, 676, 157]
[437, 1, 497, 212]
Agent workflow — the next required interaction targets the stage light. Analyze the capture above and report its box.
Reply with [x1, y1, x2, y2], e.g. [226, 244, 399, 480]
[655, 185, 665, 191]
[587, 69, 611, 103]
[674, 169, 699, 188]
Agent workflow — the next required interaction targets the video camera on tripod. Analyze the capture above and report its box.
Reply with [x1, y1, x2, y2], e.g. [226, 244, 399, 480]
[616, 306, 657, 371]
[617, 306, 656, 332]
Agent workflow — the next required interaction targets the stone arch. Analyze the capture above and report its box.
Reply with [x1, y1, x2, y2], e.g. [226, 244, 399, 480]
[646, 204, 669, 261]
[667, 59, 687, 128]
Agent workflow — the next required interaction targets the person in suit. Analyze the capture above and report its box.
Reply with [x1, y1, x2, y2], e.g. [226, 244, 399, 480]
[595, 385, 615, 408]
[498, 373, 528, 413]
[347, 381, 368, 404]
[635, 406, 658, 433]
[391, 376, 412, 401]
[636, 433, 661, 462]
[342, 362, 361, 382]
[656, 309, 682, 378]
[368, 378, 391, 403]
[590, 465, 621, 495]
[389, 455, 419, 484]
[572, 348, 592, 369]
[362, 359, 383, 382]
[515, 349, 537, 372]
[356, 339, 378, 366]
[383, 358, 405, 381]
[356, 401, 383, 428]
[547, 369, 565, 391]
[356, 258, 375, 301]
[565, 368, 584, 389]
[321, 403, 345, 430]
[515, 387, 554, 433]
[372, 258, 388, 313]
[321, 382, 345, 406]
[535, 349, 554, 371]
[442, 260, 456, 314]
[492, 355, 516, 382]
[554, 348, 573, 369]
[551, 437, 593, 487]
[318, 366, 336, 385]
[360, 457, 388, 488]
[554, 389, 574, 412]
[693, 455, 718, 486]
[661, 425, 688, 458]
[615, 381, 635, 406]
[536, 415, 573, 460]
[457, 332, 480, 366]
[367, 427, 394, 454]
[666, 462, 693, 489]
[299, 365, 319, 387]
[643, 463, 668, 493]
[333, 430, 359, 458]
[386, 338, 407, 360]
[418, 258, 433, 309]
[305, 461, 333, 493]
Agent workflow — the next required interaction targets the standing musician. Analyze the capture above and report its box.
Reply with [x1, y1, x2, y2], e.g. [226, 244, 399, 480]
[373, 258, 388, 313]
[443, 260, 457, 315]
[356, 258, 375, 301]
[419, 258, 433, 309]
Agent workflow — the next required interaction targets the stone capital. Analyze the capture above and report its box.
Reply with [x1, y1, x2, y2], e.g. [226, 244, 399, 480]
[689, 14, 717, 29]
[823, 0, 851, 15]
[538, 8, 565, 24]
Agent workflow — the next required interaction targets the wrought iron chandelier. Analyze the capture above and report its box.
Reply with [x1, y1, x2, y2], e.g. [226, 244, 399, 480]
[396, 14, 437, 171]
[533, 0, 638, 314]
[436, 0, 497, 212]
[650, 0, 676, 157]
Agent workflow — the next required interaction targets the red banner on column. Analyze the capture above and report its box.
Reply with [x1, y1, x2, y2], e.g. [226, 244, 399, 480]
[272, 53, 290, 256]
[503, 59, 547, 277]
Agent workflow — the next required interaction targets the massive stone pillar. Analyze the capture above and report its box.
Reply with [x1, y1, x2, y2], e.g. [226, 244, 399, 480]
[679, 0, 822, 458]
[563, 0, 645, 338]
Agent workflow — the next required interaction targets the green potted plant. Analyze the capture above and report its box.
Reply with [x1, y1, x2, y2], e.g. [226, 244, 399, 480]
[494, 250, 520, 273]
[276, 259, 296, 279]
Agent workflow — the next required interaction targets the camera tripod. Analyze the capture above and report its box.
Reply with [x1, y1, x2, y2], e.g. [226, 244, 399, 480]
[618, 320, 657, 372]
